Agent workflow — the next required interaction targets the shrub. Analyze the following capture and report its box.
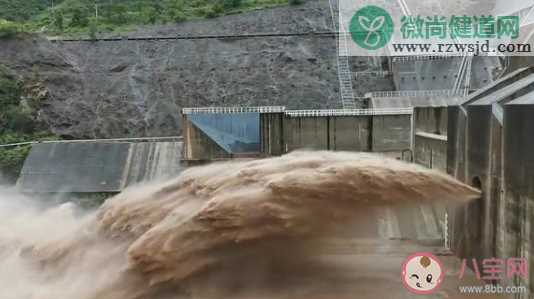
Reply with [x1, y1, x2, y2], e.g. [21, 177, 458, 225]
[0, 143, 31, 183]
[170, 10, 187, 22]
[213, 3, 225, 15]
[89, 17, 98, 40]
[108, 4, 129, 25]
[70, 7, 90, 27]
[1, 106, 35, 133]
[0, 132, 58, 184]
[289, 0, 304, 5]
[141, 6, 159, 24]
[223, 0, 242, 9]
[196, 6, 219, 18]
[0, 63, 57, 184]
[0, 68, 21, 106]
[52, 10, 64, 32]
[167, 4, 187, 23]
[0, 19, 20, 38]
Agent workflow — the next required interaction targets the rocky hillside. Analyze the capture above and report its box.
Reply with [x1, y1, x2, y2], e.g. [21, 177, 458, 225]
[0, 35, 84, 137]
[0, 0, 341, 138]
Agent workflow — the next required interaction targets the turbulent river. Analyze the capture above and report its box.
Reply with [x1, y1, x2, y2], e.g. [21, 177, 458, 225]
[0, 151, 480, 299]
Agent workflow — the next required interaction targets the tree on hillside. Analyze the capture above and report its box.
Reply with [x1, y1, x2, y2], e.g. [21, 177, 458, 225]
[223, 0, 242, 9]
[0, 0, 48, 21]
[140, 5, 158, 24]
[289, 0, 304, 5]
[166, 0, 186, 23]
[0, 19, 20, 37]
[52, 9, 64, 31]
[0, 66, 21, 105]
[70, 6, 89, 27]
[89, 17, 97, 39]
[0, 0, 295, 35]
[108, 4, 128, 25]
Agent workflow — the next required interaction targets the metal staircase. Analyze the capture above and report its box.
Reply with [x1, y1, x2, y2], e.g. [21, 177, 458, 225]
[328, 0, 357, 109]
[452, 54, 473, 97]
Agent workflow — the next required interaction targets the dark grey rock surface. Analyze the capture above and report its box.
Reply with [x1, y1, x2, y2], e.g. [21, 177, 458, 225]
[0, 0, 344, 138]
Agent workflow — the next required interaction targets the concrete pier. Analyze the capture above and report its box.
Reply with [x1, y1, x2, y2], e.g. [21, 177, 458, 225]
[411, 67, 534, 295]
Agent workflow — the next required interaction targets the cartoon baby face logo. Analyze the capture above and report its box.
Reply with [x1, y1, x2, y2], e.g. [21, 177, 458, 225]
[401, 252, 444, 295]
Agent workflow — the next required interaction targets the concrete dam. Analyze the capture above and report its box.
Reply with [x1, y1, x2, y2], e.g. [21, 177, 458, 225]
[13, 82, 534, 297]
[181, 106, 413, 161]
[18, 140, 183, 193]
[4, 0, 534, 298]
[16, 67, 532, 298]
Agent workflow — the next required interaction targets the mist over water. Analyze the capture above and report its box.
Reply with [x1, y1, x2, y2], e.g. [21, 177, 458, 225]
[0, 151, 480, 299]
[0, 189, 99, 298]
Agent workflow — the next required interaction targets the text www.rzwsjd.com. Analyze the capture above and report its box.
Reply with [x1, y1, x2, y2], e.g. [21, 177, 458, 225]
[392, 40, 532, 55]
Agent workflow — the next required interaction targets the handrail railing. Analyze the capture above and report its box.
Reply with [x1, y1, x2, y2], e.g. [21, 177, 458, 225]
[182, 106, 413, 117]
[285, 108, 413, 117]
[182, 106, 286, 114]
[353, 70, 391, 78]
[392, 55, 454, 63]
[366, 89, 468, 98]
[0, 136, 183, 148]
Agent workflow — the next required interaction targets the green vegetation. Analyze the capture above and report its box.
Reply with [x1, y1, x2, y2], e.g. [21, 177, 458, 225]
[0, 0, 303, 38]
[0, 65, 58, 183]
[0, 0, 48, 22]
[0, 132, 57, 183]
[0, 19, 22, 38]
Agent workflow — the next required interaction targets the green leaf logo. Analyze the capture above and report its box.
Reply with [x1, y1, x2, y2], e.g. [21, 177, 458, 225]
[350, 6, 394, 50]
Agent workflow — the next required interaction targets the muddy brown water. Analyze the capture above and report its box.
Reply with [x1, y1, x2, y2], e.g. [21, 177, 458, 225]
[0, 151, 496, 299]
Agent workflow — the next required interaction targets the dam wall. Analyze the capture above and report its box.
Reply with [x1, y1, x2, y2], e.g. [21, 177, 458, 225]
[282, 115, 373, 152]
[371, 114, 411, 152]
[450, 71, 534, 269]
[412, 107, 448, 172]
[503, 98, 534, 294]
[123, 141, 184, 186]
[182, 107, 413, 161]
[17, 141, 182, 193]
[411, 67, 534, 295]
[390, 56, 499, 92]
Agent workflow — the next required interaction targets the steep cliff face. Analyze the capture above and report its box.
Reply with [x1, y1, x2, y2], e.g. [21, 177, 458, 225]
[0, 0, 341, 138]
